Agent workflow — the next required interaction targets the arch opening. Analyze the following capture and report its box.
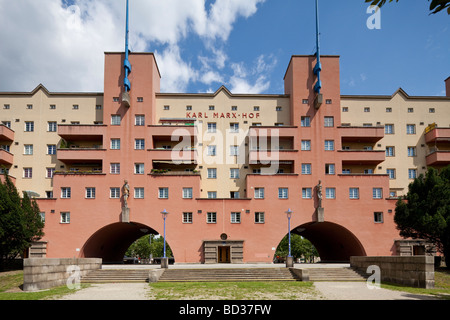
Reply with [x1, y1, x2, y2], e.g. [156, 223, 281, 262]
[80, 222, 160, 264]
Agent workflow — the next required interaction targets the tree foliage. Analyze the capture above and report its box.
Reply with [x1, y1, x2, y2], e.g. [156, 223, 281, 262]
[125, 234, 173, 260]
[0, 173, 44, 269]
[395, 166, 450, 266]
[275, 234, 319, 262]
[365, 0, 450, 14]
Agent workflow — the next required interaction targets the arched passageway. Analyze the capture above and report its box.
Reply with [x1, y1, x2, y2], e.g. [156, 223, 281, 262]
[292, 222, 366, 262]
[80, 222, 158, 263]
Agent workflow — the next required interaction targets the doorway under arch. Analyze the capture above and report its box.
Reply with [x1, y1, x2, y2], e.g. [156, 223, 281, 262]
[291, 221, 366, 262]
[80, 222, 159, 264]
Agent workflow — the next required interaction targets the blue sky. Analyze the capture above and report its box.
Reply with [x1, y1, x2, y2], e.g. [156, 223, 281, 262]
[0, 0, 448, 96]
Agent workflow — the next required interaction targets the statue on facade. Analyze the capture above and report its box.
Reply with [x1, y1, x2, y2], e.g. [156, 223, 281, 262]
[122, 180, 130, 208]
[316, 180, 323, 209]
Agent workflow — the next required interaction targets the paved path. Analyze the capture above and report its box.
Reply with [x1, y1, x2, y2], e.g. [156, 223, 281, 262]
[58, 283, 149, 300]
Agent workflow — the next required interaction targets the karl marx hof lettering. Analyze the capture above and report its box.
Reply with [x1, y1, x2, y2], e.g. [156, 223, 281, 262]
[186, 112, 260, 119]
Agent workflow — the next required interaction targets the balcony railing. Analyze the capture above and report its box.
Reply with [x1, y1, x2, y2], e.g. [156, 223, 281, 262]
[0, 149, 14, 165]
[426, 150, 450, 166]
[0, 125, 14, 142]
[339, 150, 385, 165]
[249, 149, 298, 164]
[58, 124, 106, 141]
[425, 126, 450, 144]
[339, 126, 384, 143]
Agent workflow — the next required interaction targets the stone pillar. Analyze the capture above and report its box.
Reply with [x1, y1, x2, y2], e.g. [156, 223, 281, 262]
[161, 257, 169, 269]
[286, 256, 294, 268]
[121, 207, 130, 223]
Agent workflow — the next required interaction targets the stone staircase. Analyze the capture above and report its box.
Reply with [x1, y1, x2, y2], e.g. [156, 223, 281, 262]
[81, 269, 150, 283]
[305, 268, 368, 282]
[158, 268, 297, 282]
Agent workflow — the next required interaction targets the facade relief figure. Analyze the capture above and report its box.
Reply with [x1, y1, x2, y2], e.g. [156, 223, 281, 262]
[316, 180, 323, 209]
[122, 180, 130, 208]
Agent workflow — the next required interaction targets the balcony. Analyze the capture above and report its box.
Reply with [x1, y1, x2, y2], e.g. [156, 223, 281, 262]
[426, 150, 450, 166]
[0, 125, 14, 142]
[58, 124, 106, 141]
[339, 150, 385, 165]
[0, 149, 14, 165]
[148, 148, 197, 163]
[57, 148, 106, 164]
[425, 126, 450, 144]
[339, 126, 384, 143]
[148, 125, 196, 138]
[249, 126, 297, 139]
[249, 149, 298, 164]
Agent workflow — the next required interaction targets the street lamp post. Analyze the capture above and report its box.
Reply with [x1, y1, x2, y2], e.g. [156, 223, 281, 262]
[161, 209, 169, 268]
[285, 209, 294, 268]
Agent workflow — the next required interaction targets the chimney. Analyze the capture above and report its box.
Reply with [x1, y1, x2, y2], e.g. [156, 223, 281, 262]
[446, 77, 450, 97]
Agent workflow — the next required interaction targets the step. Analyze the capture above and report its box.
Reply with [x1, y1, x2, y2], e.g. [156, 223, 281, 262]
[305, 268, 368, 281]
[81, 269, 150, 283]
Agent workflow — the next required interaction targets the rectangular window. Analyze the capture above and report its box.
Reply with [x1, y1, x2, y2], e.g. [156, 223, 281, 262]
[60, 212, 70, 224]
[301, 140, 311, 151]
[110, 187, 120, 199]
[207, 212, 217, 224]
[324, 140, 335, 151]
[385, 124, 394, 134]
[207, 168, 217, 179]
[61, 187, 71, 198]
[207, 191, 217, 199]
[183, 212, 193, 224]
[158, 187, 169, 199]
[387, 169, 396, 179]
[47, 145, 56, 155]
[406, 124, 416, 135]
[408, 169, 417, 179]
[301, 164, 312, 175]
[207, 123, 216, 133]
[135, 115, 145, 126]
[134, 188, 144, 199]
[374, 212, 384, 223]
[302, 188, 312, 199]
[110, 163, 120, 174]
[230, 145, 239, 156]
[301, 116, 311, 127]
[46, 168, 55, 178]
[407, 147, 416, 157]
[325, 188, 336, 199]
[207, 145, 216, 156]
[230, 168, 240, 179]
[25, 121, 34, 132]
[182, 187, 193, 199]
[135, 139, 145, 150]
[230, 123, 239, 133]
[373, 188, 383, 199]
[254, 188, 265, 199]
[230, 191, 240, 199]
[48, 121, 57, 132]
[86, 187, 96, 199]
[325, 164, 335, 175]
[23, 168, 33, 178]
[278, 188, 289, 199]
[111, 115, 121, 125]
[134, 163, 145, 174]
[349, 188, 359, 199]
[111, 139, 121, 150]
[386, 147, 395, 157]
[324, 116, 334, 127]
[231, 212, 241, 224]
[255, 212, 265, 224]
[24, 144, 33, 155]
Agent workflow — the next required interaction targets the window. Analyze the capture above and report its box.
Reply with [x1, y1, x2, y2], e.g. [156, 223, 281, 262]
[386, 107, 392, 113]
[301, 116, 311, 127]
[110, 188, 120, 199]
[183, 188, 193, 199]
[158, 187, 169, 199]
[232, 106, 237, 111]
[27, 104, 33, 110]
[326, 99, 332, 104]
[302, 188, 312, 199]
[255, 212, 265, 224]
[25, 121, 34, 132]
[230, 123, 239, 133]
[324, 140, 334, 151]
[373, 188, 383, 199]
[207, 191, 217, 199]
[301, 140, 311, 151]
[23, 168, 33, 178]
[349, 188, 359, 199]
[135, 139, 145, 150]
[230, 168, 240, 179]
[209, 105, 215, 111]
[111, 139, 121, 150]
[374, 212, 384, 223]
[230, 191, 240, 199]
[301, 164, 312, 175]
[47, 145, 56, 155]
[134, 163, 145, 174]
[429, 108, 435, 113]
[408, 169, 417, 179]
[386, 147, 395, 157]
[325, 164, 335, 175]
[231, 212, 241, 224]
[385, 124, 394, 134]
[61, 187, 71, 198]
[3, 104, 10, 109]
[96, 105, 102, 110]
[278, 188, 289, 199]
[135, 115, 145, 126]
[183, 212, 193, 224]
[48, 122, 57, 132]
[406, 124, 416, 135]
[302, 99, 309, 104]
[24, 144, 33, 155]
[60, 212, 70, 224]
[207, 168, 217, 179]
[230, 145, 239, 156]
[164, 105, 170, 110]
[324, 116, 334, 127]
[364, 169, 373, 174]
[254, 106, 260, 111]
[46, 168, 55, 178]
[137, 97, 144, 102]
[342, 107, 349, 112]
[407, 108, 414, 113]
[111, 115, 121, 125]
[86, 188, 96, 199]
[387, 169, 396, 179]
[254, 188, 265, 199]
[207, 123, 216, 133]
[326, 188, 336, 199]
[207, 212, 217, 224]
[276, 106, 282, 111]
[110, 163, 120, 174]
[342, 169, 351, 174]
[2, 121, 11, 128]
[207, 145, 216, 156]
[113, 97, 120, 102]
[407, 147, 416, 157]
[134, 188, 144, 199]
[364, 107, 370, 112]
[186, 105, 192, 111]
[72, 105, 79, 110]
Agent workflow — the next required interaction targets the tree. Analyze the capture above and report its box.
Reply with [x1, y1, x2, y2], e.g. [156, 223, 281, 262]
[395, 166, 450, 267]
[0, 173, 44, 270]
[275, 234, 319, 262]
[365, 0, 450, 14]
[125, 234, 173, 260]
